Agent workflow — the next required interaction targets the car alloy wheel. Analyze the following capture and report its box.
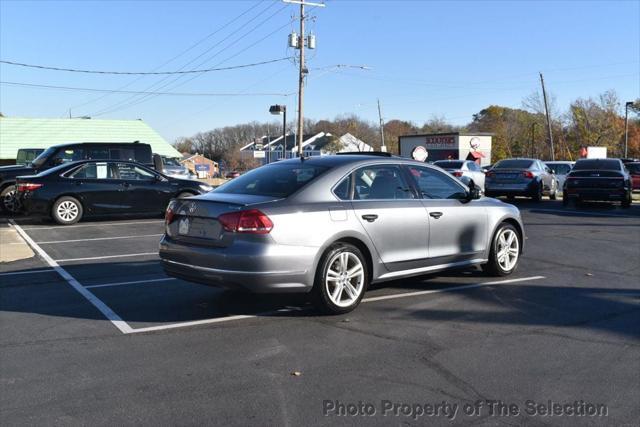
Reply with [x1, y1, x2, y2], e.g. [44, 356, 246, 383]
[1, 185, 19, 213]
[313, 242, 368, 314]
[325, 251, 365, 308]
[52, 196, 83, 225]
[496, 228, 519, 271]
[483, 223, 520, 276]
[57, 201, 79, 222]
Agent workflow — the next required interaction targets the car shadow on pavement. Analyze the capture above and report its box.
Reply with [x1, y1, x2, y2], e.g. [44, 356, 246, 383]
[1, 261, 638, 339]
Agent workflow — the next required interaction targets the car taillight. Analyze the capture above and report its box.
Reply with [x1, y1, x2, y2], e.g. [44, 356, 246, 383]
[218, 209, 273, 234]
[522, 171, 534, 179]
[165, 206, 175, 225]
[453, 171, 463, 177]
[17, 183, 43, 192]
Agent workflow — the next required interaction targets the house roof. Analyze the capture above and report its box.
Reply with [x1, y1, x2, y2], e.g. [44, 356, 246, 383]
[0, 116, 181, 160]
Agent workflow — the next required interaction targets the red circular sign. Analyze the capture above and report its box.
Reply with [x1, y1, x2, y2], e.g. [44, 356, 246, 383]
[411, 146, 429, 162]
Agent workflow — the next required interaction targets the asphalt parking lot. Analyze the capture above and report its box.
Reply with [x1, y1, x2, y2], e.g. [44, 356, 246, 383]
[1, 200, 639, 425]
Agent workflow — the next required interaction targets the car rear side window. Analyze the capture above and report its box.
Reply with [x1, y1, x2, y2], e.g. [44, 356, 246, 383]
[407, 166, 467, 199]
[333, 175, 352, 200]
[215, 163, 329, 198]
[353, 165, 414, 200]
[68, 162, 114, 179]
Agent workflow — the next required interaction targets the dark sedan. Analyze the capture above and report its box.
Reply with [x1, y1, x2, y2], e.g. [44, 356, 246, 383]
[16, 160, 212, 224]
[563, 158, 632, 208]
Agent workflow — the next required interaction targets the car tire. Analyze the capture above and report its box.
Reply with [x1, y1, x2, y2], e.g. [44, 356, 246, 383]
[312, 242, 369, 314]
[482, 223, 521, 277]
[0, 184, 20, 214]
[549, 181, 557, 200]
[52, 196, 83, 225]
[531, 183, 543, 202]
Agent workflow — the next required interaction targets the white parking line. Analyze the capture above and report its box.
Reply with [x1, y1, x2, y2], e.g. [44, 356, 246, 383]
[37, 234, 162, 245]
[362, 276, 546, 303]
[18, 220, 164, 231]
[528, 208, 638, 219]
[55, 252, 158, 263]
[0, 268, 55, 277]
[86, 277, 176, 289]
[9, 220, 133, 334]
[125, 276, 546, 333]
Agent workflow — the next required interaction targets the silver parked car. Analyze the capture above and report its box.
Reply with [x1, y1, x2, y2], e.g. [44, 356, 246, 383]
[545, 161, 574, 191]
[485, 158, 558, 201]
[433, 160, 486, 191]
[159, 154, 525, 314]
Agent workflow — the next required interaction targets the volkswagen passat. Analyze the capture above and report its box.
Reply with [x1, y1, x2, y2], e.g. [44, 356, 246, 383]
[159, 154, 524, 314]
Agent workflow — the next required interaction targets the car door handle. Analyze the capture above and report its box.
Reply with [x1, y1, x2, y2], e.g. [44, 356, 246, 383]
[429, 212, 443, 219]
[361, 214, 378, 222]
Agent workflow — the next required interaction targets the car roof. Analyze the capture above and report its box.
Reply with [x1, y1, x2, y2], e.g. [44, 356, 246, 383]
[48, 141, 150, 149]
[274, 154, 427, 168]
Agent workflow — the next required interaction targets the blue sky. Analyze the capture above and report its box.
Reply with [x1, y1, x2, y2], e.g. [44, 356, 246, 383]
[1, 0, 638, 142]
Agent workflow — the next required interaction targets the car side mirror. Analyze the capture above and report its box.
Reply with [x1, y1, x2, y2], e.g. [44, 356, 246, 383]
[466, 181, 481, 201]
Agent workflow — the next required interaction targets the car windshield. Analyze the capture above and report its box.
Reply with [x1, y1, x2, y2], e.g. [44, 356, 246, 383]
[434, 161, 464, 169]
[164, 157, 182, 167]
[215, 163, 329, 198]
[625, 163, 640, 173]
[573, 159, 621, 171]
[494, 159, 534, 169]
[31, 147, 56, 168]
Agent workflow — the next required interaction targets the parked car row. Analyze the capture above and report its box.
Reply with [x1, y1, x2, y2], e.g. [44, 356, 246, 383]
[0, 141, 212, 224]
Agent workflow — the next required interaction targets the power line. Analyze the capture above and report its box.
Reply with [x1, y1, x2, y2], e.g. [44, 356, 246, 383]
[0, 57, 292, 75]
[88, 3, 290, 117]
[0, 80, 293, 97]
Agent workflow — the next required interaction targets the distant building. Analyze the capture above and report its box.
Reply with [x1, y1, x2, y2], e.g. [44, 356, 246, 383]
[181, 153, 219, 177]
[398, 132, 493, 166]
[240, 132, 373, 163]
[0, 116, 180, 166]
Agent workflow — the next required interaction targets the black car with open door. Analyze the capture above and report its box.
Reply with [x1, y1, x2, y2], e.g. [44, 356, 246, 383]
[16, 160, 212, 224]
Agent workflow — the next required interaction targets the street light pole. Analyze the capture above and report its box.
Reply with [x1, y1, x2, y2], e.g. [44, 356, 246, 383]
[282, 106, 287, 159]
[624, 101, 633, 158]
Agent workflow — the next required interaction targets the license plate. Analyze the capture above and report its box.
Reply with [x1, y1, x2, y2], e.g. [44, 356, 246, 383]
[178, 218, 190, 235]
[498, 173, 518, 179]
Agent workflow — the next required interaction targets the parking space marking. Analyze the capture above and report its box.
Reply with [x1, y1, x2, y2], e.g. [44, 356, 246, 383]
[85, 277, 176, 289]
[528, 208, 638, 219]
[9, 220, 133, 334]
[127, 308, 301, 334]
[124, 276, 546, 334]
[37, 234, 162, 245]
[362, 276, 546, 303]
[55, 252, 158, 263]
[18, 220, 163, 230]
[0, 268, 55, 277]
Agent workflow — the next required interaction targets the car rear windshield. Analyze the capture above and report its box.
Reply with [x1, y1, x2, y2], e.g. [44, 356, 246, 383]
[434, 161, 464, 169]
[624, 163, 640, 173]
[215, 163, 329, 198]
[494, 160, 534, 169]
[573, 159, 621, 171]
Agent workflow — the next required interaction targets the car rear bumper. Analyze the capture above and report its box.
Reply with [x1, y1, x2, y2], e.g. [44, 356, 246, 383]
[485, 181, 538, 196]
[159, 235, 317, 293]
[564, 189, 627, 201]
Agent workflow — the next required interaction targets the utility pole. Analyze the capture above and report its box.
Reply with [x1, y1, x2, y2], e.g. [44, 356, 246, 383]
[624, 101, 634, 158]
[285, 0, 324, 158]
[539, 72, 555, 161]
[377, 99, 386, 152]
[530, 122, 537, 158]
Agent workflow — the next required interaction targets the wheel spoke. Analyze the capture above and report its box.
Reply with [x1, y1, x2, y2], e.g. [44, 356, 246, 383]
[340, 252, 348, 272]
[347, 264, 363, 278]
[343, 281, 358, 300]
[331, 283, 343, 302]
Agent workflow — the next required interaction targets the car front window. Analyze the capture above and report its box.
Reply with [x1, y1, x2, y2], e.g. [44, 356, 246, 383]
[407, 166, 467, 200]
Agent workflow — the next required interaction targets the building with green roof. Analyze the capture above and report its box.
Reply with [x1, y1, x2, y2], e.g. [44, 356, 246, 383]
[0, 116, 180, 164]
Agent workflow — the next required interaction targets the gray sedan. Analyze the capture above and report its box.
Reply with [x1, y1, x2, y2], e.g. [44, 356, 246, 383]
[159, 154, 524, 314]
[433, 160, 486, 191]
